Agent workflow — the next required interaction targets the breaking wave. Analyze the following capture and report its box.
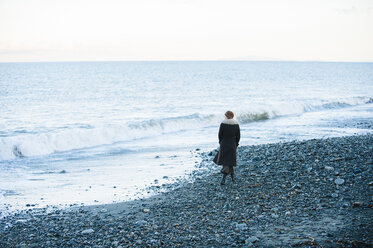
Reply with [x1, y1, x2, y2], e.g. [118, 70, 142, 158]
[237, 112, 271, 124]
[0, 113, 218, 161]
[0, 96, 372, 161]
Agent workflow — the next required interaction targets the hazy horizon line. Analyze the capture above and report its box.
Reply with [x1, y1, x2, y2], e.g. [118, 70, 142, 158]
[1, 59, 372, 64]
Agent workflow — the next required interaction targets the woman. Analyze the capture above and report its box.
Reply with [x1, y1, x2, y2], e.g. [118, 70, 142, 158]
[213, 111, 240, 185]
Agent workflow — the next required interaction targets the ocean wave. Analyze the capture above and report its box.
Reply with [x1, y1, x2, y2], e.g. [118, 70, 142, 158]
[0, 113, 219, 161]
[0, 96, 371, 161]
[237, 112, 271, 124]
[303, 96, 373, 112]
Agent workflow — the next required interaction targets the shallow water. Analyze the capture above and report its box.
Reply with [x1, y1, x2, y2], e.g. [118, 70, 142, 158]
[1, 61, 373, 215]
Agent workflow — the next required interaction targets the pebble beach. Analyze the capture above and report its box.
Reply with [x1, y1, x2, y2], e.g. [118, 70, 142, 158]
[1, 134, 372, 247]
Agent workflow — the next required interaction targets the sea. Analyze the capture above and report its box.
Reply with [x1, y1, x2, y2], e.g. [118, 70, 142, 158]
[1, 61, 373, 216]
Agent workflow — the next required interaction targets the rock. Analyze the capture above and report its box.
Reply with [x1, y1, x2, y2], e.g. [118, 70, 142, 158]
[16, 219, 28, 223]
[81, 228, 94, 234]
[2, 135, 373, 248]
[135, 220, 148, 226]
[246, 236, 259, 244]
[163, 176, 168, 179]
[291, 183, 301, 189]
[335, 178, 345, 185]
[236, 223, 248, 231]
[12, 145, 24, 157]
[252, 156, 260, 162]
[154, 179, 159, 184]
[154, 155, 160, 159]
[59, 170, 67, 174]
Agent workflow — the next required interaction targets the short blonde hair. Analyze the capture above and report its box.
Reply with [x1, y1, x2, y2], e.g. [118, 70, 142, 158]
[225, 111, 234, 119]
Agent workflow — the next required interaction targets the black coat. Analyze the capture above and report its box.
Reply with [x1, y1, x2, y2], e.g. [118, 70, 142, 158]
[213, 119, 240, 166]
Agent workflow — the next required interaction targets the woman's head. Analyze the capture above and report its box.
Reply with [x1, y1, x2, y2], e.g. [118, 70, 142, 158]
[225, 111, 234, 119]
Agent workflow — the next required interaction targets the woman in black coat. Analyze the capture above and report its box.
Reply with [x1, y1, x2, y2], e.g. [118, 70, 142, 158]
[213, 111, 240, 185]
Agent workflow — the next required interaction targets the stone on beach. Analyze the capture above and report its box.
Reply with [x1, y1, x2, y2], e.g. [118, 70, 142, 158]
[135, 220, 148, 226]
[1, 134, 372, 248]
[235, 223, 248, 231]
[335, 178, 345, 185]
[81, 228, 94, 234]
[246, 236, 259, 244]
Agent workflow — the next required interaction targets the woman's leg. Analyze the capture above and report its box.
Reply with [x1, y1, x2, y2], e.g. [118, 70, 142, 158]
[230, 166, 234, 182]
[221, 174, 227, 185]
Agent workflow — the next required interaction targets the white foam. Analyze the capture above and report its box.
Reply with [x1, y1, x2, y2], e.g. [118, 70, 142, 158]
[0, 114, 219, 160]
[0, 96, 371, 161]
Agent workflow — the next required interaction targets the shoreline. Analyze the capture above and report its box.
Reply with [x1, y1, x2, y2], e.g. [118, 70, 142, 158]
[1, 134, 372, 247]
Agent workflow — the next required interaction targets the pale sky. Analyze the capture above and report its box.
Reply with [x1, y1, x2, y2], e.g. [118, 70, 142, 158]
[0, 0, 372, 62]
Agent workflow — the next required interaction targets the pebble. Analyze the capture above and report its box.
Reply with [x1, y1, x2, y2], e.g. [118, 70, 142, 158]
[252, 156, 261, 162]
[81, 228, 94, 234]
[246, 236, 259, 243]
[271, 213, 279, 218]
[236, 223, 248, 231]
[335, 178, 345, 185]
[135, 220, 147, 226]
[1, 134, 372, 248]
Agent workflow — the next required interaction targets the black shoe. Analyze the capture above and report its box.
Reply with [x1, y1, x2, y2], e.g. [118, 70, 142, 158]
[221, 174, 227, 185]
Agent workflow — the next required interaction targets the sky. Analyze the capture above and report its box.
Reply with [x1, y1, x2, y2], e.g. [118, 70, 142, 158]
[0, 0, 372, 62]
